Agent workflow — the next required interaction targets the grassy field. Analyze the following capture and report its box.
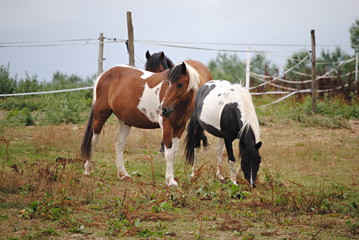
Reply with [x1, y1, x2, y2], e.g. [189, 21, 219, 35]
[0, 100, 358, 239]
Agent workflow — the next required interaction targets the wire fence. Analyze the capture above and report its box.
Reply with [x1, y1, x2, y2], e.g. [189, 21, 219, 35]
[1, 36, 358, 108]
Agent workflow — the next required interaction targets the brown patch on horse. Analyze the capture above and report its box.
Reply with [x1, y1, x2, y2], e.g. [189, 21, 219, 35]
[93, 66, 169, 129]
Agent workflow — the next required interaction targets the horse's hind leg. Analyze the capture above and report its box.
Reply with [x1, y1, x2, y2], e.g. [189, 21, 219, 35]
[83, 106, 112, 176]
[115, 121, 131, 180]
[83, 134, 99, 175]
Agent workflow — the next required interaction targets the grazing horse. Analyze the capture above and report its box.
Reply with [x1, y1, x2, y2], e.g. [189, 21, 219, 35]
[145, 50, 174, 72]
[80, 60, 212, 187]
[184, 80, 262, 188]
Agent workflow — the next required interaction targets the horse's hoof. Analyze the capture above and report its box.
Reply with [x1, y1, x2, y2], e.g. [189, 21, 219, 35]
[216, 174, 225, 182]
[122, 176, 132, 182]
[166, 179, 178, 187]
[230, 178, 238, 186]
[83, 171, 91, 177]
[119, 174, 131, 181]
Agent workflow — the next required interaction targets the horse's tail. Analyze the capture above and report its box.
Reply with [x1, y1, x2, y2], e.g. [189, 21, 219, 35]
[184, 117, 202, 165]
[80, 106, 94, 160]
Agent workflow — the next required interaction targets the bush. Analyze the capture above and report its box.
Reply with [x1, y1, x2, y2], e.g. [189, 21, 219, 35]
[41, 91, 91, 125]
[5, 108, 34, 126]
[0, 65, 16, 94]
[303, 95, 359, 120]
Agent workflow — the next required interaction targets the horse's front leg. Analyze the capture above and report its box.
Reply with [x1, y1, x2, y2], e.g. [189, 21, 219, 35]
[162, 122, 184, 187]
[115, 121, 131, 180]
[164, 137, 180, 187]
[223, 136, 237, 185]
[216, 138, 225, 181]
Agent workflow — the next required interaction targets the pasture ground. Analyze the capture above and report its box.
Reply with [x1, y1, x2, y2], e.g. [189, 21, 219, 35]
[0, 115, 358, 239]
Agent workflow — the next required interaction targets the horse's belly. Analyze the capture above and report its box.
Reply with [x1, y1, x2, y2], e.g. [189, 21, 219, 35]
[118, 109, 160, 129]
[199, 103, 223, 130]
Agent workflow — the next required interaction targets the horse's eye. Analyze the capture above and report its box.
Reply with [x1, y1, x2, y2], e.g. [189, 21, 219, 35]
[177, 83, 183, 88]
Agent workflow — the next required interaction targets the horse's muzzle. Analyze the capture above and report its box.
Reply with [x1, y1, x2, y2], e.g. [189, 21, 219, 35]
[161, 106, 174, 118]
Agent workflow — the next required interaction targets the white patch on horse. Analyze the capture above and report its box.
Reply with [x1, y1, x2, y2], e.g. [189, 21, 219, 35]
[116, 64, 154, 79]
[199, 81, 240, 130]
[137, 82, 163, 123]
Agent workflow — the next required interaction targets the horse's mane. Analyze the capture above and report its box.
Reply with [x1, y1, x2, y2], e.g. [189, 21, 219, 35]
[235, 84, 260, 143]
[169, 62, 200, 92]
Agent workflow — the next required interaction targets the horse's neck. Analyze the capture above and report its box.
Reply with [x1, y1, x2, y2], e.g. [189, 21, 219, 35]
[146, 71, 169, 88]
[240, 126, 256, 147]
[181, 89, 196, 113]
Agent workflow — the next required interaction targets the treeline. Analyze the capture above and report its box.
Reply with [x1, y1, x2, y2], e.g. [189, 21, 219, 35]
[208, 49, 358, 102]
[0, 65, 95, 95]
[0, 65, 95, 127]
[209, 19, 359, 102]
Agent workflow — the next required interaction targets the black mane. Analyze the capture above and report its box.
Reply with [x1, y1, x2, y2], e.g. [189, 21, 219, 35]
[145, 51, 174, 72]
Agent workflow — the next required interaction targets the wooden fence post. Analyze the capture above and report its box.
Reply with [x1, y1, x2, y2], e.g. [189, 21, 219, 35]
[98, 33, 104, 76]
[311, 29, 317, 114]
[127, 11, 135, 66]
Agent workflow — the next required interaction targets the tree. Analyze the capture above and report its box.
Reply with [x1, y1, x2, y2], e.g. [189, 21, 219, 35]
[207, 53, 245, 83]
[349, 19, 359, 52]
[250, 54, 278, 85]
[284, 50, 311, 82]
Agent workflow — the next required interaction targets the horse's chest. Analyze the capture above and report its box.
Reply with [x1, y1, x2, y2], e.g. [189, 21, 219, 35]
[137, 82, 163, 123]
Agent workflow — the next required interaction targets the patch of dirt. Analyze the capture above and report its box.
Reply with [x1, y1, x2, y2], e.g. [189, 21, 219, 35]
[217, 219, 249, 232]
[128, 211, 176, 222]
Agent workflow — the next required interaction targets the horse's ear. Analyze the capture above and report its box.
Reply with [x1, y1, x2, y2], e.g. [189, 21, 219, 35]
[146, 50, 151, 59]
[181, 62, 187, 74]
[255, 141, 262, 150]
[160, 51, 165, 60]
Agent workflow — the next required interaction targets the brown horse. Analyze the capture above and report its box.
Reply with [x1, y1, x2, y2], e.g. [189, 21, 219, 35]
[80, 60, 212, 186]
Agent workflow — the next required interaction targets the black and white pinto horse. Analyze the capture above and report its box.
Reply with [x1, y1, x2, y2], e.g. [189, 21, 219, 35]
[184, 80, 262, 188]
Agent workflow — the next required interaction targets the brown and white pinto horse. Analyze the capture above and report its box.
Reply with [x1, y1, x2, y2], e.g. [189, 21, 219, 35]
[80, 60, 212, 186]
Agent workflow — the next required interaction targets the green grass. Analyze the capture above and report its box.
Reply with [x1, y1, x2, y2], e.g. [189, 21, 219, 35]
[0, 95, 358, 239]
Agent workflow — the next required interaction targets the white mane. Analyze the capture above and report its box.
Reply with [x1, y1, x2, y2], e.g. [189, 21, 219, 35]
[184, 62, 200, 92]
[235, 84, 260, 143]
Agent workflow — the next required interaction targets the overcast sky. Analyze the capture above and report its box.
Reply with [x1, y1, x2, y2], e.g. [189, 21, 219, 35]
[0, 0, 358, 82]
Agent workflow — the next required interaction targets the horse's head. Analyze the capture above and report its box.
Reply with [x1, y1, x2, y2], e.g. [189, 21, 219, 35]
[240, 141, 262, 188]
[145, 50, 174, 73]
[161, 62, 200, 118]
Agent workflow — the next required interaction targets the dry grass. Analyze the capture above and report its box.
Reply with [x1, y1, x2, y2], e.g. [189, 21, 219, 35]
[0, 117, 358, 239]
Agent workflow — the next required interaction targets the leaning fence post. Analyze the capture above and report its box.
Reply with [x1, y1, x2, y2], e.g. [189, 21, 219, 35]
[126, 11, 135, 66]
